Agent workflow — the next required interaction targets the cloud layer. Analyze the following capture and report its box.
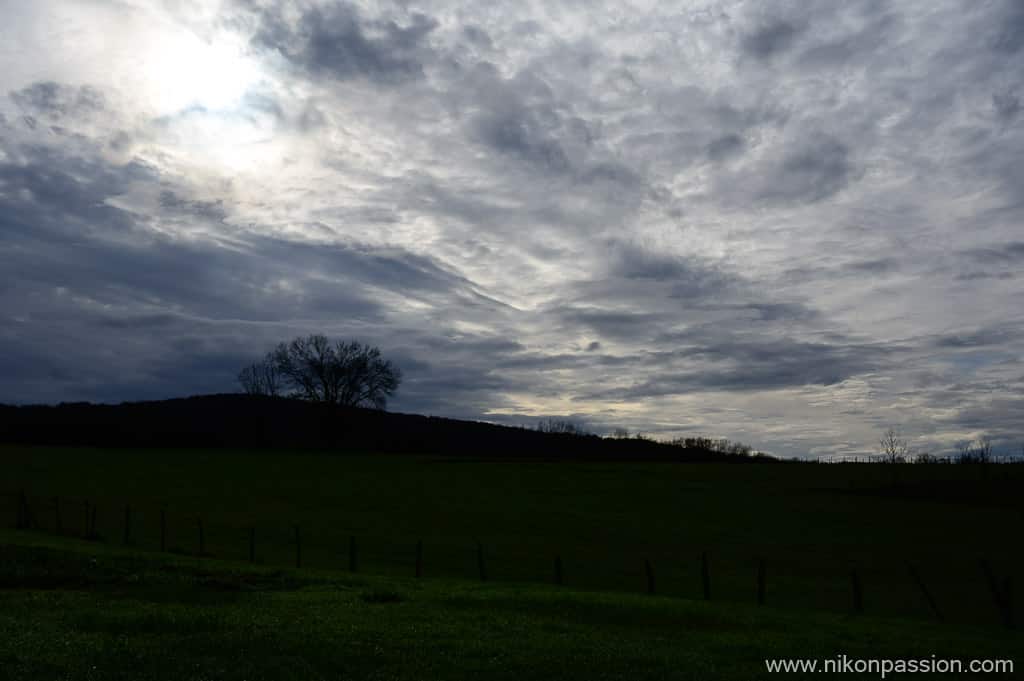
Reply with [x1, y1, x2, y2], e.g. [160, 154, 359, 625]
[1, 0, 1022, 458]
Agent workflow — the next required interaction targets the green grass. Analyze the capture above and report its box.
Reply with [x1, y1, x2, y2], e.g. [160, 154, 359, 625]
[4, 446, 1022, 626]
[3, 447, 1023, 678]
[1, 531, 1021, 680]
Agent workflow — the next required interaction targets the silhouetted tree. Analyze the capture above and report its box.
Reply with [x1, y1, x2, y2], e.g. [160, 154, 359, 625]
[977, 435, 994, 463]
[956, 436, 994, 464]
[878, 427, 908, 463]
[666, 436, 757, 457]
[238, 360, 282, 397]
[265, 335, 401, 409]
[536, 419, 590, 436]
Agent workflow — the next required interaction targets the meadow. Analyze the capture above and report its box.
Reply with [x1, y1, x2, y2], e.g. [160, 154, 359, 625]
[5, 446, 1023, 620]
[2, 531, 1021, 681]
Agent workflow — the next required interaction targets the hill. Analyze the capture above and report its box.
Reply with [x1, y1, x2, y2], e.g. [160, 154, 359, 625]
[0, 394, 769, 461]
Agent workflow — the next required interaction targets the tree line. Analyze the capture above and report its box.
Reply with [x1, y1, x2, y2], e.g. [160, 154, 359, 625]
[878, 428, 1018, 464]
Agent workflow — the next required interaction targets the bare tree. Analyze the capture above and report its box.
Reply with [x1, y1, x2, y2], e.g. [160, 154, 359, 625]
[977, 435, 993, 464]
[266, 335, 401, 409]
[956, 436, 995, 464]
[237, 360, 282, 397]
[878, 427, 909, 463]
[957, 440, 974, 463]
[536, 419, 589, 436]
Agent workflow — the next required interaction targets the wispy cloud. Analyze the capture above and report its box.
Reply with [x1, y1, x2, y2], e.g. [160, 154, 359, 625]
[1, 0, 1022, 457]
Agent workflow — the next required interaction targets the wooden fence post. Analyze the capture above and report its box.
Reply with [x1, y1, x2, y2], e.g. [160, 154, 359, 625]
[160, 509, 167, 552]
[907, 563, 942, 622]
[89, 504, 97, 540]
[477, 542, 487, 581]
[197, 518, 205, 556]
[701, 552, 712, 600]
[16, 490, 32, 530]
[294, 525, 302, 568]
[415, 540, 423, 578]
[54, 497, 62, 534]
[349, 535, 358, 572]
[554, 555, 564, 586]
[645, 559, 655, 595]
[249, 527, 256, 563]
[981, 560, 1015, 629]
[1001, 577, 1015, 630]
[757, 558, 767, 606]
[123, 505, 131, 546]
[851, 569, 864, 614]
[83, 501, 90, 538]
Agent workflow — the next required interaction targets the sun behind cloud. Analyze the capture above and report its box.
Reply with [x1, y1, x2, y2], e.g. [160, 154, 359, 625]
[143, 28, 260, 114]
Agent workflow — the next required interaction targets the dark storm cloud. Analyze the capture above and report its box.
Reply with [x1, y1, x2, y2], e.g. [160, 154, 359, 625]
[582, 335, 893, 399]
[706, 133, 745, 161]
[739, 302, 818, 322]
[953, 270, 1015, 282]
[761, 135, 855, 203]
[741, 21, 805, 60]
[462, 25, 492, 49]
[609, 244, 738, 298]
[159, 190, 229, 222]
[495, 350, 632, 373]
[383, 335, 556, 420]
[992, 91, 1020, 123]
[993, 0, 1024, 54]
[1, 143, 485, 309]
[458, 64, 585, 175]
[796, 8, 898, 69]
[0, 141, 512, 404]
[545, 242, 829, 356]
[0, 145, 152, 239]
[577, 161, 644, 189]
[473, 107, 571, 172]
[9, 82, 105, 120]
[961, 241, 1024, 264]
[250, 236, 485, 299]
[710, 129, 859, 209]
[551, 306, 663, 341]
[612, 244, 720, 283]
[246, 0, 438, 84]
[390, 362, 519, 416]
[949, 398, 1024, 435]
[843, 258, 900, 274]
[931, 324, 1021, 349]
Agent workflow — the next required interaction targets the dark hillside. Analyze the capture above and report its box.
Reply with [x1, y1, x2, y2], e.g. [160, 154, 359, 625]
[0, 395, 771, 462]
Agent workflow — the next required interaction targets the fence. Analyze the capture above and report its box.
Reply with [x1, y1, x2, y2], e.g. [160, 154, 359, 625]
[2, 488, 1017, 630]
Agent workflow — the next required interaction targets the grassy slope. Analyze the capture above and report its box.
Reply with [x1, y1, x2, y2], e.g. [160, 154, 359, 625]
[1, 530, 1021, 681]
[4, 446, 1022, 626]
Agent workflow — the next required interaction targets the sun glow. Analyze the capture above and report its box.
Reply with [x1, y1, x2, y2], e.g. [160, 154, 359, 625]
[138, 27, 282, 172]
[144, 30, 261, 114]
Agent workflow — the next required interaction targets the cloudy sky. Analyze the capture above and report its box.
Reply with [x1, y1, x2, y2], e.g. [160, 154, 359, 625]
[1, 0, 1022, 458]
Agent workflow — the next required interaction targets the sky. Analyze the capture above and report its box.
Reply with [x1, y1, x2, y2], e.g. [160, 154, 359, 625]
[1, 0, 1022, 459]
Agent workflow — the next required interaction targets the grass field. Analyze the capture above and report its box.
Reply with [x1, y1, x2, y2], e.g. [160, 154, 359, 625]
[1, 531, 1021, 680]
[5, 447, 1023, 621]
[2, 446, 1024, 675]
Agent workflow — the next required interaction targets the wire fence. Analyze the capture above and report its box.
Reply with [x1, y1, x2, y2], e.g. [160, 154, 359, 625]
[2, 488, 1018, 630]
